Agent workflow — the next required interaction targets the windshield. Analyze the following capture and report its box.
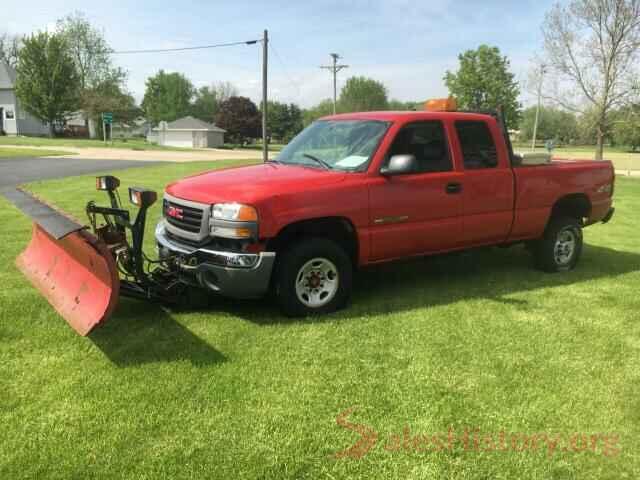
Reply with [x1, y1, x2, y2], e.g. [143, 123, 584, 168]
[275, 120, 390, 172]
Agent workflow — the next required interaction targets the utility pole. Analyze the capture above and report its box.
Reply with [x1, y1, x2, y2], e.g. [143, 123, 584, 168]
[320, 53, 349, 114]
[531, 64, 546, 151]
[262, 29, 268, 163]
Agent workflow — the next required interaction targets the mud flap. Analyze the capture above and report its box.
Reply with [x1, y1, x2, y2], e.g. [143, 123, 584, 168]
[16, 223, 120, 336]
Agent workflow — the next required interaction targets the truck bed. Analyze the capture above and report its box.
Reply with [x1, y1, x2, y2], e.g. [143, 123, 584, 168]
[509, 159, 615, 241]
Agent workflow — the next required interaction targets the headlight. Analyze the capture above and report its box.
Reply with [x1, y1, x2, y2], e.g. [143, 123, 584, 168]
[210, 203, 258, 239]
[212, 203, 258, 221]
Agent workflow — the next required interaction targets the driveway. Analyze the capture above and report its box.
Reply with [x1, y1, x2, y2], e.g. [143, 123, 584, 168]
[0, 156, 159, 189]
[0, 156, 161, 238]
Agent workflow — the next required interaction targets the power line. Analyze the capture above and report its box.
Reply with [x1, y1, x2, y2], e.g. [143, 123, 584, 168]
[269, 41, 301, 99]
[111, 39, 261, 55]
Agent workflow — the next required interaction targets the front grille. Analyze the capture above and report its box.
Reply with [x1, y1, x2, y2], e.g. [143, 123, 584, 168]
[164, 199, 204, 233]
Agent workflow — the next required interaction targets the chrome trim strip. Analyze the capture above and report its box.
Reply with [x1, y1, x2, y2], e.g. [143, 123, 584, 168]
[373, 215, 409, 225]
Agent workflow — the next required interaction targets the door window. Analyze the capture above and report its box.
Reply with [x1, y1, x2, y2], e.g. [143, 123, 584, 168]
[386, 121, 452, 173]
[455, 121, 498, 169]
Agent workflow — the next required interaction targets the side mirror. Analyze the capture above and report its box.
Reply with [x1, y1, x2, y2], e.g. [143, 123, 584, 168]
[380, 154, 418, 176]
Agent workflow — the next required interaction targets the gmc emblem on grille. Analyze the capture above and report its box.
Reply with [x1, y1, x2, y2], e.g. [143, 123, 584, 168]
[166, 205, 184, 220]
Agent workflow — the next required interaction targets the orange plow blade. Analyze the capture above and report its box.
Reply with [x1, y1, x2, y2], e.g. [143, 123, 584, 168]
[16, 223, 120, 336]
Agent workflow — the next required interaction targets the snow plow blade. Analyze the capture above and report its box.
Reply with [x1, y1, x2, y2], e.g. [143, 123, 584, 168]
[16, 223, 120, 336]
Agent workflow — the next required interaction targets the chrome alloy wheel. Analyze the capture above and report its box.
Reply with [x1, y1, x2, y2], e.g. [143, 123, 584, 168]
[294, 257, 339, 308]
[554, 228, 577, 266]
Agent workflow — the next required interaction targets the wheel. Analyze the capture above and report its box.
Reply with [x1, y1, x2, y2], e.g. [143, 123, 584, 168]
[532, 216, 583, 272]
[275, 237, 353, 317]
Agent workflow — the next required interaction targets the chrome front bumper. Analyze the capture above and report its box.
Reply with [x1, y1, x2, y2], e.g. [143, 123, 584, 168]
[155, 221, 275, 299]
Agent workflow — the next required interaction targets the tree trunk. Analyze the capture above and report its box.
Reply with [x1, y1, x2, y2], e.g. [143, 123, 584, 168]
[595, 111, 607, 160]
[48, 123, 55, 138]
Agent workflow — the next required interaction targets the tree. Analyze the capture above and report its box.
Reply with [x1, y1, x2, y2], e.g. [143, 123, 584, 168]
[612, 104, 640, 151]
[215, 96, 261, 144]
[57, 12, 126, 137]
[15, 32, 80, 137]
[191, 86, 218, 123]
[142, 70, 194, 125]
[214, 81, 238, 103]
[82, 78, 139, 138]
[542, 0, 640, 159]
[0, 33, 21, 68]
[303, 99, 335, 126]
[387, 99, 420, 110]
[444, 45, 522, 127]
[266, 101, 303, 142]
[519, 106, 579, 144]
[191, 82, 239, 124]
[339, 76, 389, 112]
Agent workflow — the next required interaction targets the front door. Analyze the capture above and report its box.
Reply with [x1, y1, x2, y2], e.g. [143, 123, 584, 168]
[368, 121, 464, 261]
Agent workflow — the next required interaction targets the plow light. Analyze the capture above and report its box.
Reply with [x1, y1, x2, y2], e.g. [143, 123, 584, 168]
[96, 175, 121, 191]
[128, 187, 158, 209]
[424, 97, 457, 112]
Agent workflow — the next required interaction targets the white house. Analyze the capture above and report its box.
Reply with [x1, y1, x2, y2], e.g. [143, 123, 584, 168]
[150, 116, 226, 148]
[0, 61, 49, 136]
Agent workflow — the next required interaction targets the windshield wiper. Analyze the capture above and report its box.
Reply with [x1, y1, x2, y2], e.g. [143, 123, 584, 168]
[302, 153, 332, 170]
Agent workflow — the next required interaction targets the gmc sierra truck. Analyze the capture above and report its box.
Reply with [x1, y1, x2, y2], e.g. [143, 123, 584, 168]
[155, 105, 615, 316]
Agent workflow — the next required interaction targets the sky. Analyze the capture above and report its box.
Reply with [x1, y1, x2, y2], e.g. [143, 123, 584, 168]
[2, 0, 556, 108]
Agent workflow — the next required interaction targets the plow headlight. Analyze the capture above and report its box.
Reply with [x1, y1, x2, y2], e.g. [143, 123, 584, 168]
[128, 187, 158, 208]
[96, 175, 120, 191]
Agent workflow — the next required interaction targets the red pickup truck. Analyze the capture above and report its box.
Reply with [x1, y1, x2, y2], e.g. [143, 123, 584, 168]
[156, 108, 615, 316]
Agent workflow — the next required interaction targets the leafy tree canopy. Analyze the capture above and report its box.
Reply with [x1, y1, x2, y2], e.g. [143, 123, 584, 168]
[519, 106, 579, 144]
[215, 96, 261, 143]
[612, 104, 640, 151]
[190, 82, 238, 124]
[339, 76, 389, 112]
[444, 44, 521, 127]
[303, 99, 335, 126]
[142, 70, 194, 125]
[15, 31, 80, 137]
[265, 101, 303, 142]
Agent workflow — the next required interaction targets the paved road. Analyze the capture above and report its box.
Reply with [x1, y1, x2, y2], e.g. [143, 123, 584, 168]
[0, 156, 159, 189]
[0, 156, 161, 237]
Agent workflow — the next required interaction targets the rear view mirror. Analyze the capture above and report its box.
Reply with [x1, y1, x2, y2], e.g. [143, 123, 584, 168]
[380, 154, 418, 176]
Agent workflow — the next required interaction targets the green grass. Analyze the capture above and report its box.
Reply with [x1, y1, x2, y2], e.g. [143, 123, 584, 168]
[0, 147, 71, 158]
[0, 136, 193, 152]
[1, 162, 639, 478]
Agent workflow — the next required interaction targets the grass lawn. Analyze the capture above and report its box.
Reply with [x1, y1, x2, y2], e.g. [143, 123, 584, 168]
[1, 161, 639, 478]
[0, 147, 71, 158]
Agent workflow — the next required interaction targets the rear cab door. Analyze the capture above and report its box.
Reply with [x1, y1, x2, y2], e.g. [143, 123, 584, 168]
[451, 116, 515, 246]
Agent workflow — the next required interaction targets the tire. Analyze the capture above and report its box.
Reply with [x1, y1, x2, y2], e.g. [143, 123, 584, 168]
[275, 237, 353, 317]
[532, 216, 583, 272]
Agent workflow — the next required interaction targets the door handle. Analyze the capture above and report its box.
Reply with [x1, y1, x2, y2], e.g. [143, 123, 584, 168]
[446, 182, 462, 194]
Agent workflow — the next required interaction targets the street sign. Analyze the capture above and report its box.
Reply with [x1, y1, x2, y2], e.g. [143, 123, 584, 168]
[102, 113, 113, 125]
